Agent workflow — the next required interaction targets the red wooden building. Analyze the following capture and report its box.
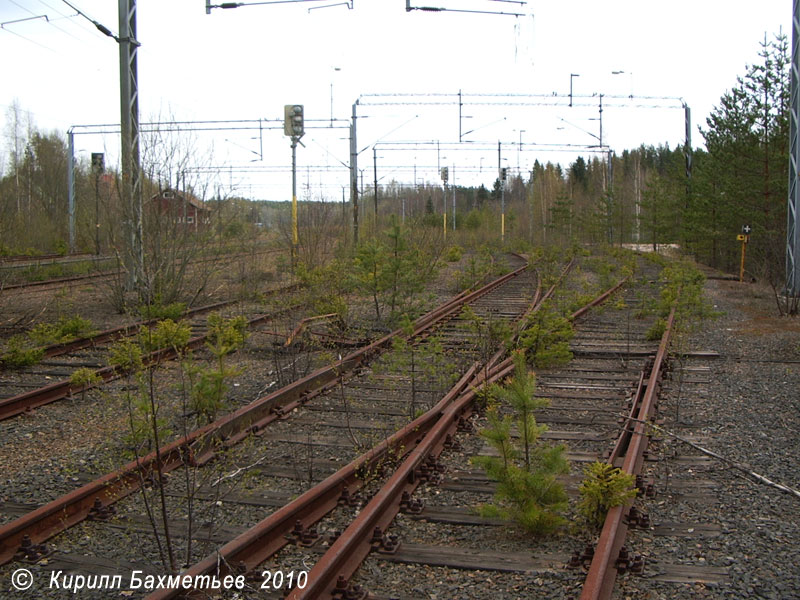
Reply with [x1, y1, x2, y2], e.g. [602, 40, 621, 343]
[150, 189, 211, 232]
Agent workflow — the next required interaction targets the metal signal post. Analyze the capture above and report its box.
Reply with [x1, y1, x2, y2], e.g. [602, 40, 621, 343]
[440, 166, 449, 240]
[284, 105, 304, 266]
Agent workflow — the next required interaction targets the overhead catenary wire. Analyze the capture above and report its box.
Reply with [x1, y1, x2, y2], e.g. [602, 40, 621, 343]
[57, 0, 118, 40]
[0, 17, 58, 53]
[17, 0, 86, 43]
[405, 0, 528, 17]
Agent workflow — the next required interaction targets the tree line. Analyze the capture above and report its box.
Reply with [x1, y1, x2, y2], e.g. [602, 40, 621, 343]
[2, 33, 791, 293]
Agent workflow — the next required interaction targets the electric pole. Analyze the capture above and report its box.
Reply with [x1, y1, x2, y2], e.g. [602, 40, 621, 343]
[350, 101, 359, 246]
[118, 0, 143, 292]
[789, 0, 800, 296]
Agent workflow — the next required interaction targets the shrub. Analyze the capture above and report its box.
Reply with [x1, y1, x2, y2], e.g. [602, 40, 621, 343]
[445, 245, 463, 262]
[463, 209, 483, 230]
[138, 301, 187, 321]
[70, 367, 102, 388]
[645, 318, 666, 341]
[577, 462, 637, 530]
[520, 303, 574, 368]
[29, 315, 94, 346]
[1, 335, 44, 368]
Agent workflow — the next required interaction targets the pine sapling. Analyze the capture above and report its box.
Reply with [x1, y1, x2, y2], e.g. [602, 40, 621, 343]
[472, 351, 570, 536]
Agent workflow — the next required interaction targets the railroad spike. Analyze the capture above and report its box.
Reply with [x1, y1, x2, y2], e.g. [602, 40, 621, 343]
[568, 549, 583, 568]
[15, 534, 51, 562]
[631, 554, 645, 574]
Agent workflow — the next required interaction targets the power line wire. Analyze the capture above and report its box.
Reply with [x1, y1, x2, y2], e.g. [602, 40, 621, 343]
[58, 0, 118, 40]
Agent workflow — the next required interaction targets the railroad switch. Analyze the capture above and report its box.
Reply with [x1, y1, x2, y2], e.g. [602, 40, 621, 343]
[14, 534, 52, 563]
[87, 497, 116, 521]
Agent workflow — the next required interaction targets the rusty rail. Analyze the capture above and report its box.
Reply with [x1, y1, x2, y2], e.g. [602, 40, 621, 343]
[0, 301, 300, 422]
[570, 277, 629, 321]
[24, 282, 298, 363]
[287, 268, 639, 599]
[146, 363, 502, 600]
[287, 357, 516, 599]
[0, 261, 527, 567]
[0, 248, 280, 292]
[579, 305, 677, 600]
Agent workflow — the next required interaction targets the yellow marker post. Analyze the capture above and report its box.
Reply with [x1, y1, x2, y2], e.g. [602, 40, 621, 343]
[443, 213, 447, 241]
[737, 233, 749, 282]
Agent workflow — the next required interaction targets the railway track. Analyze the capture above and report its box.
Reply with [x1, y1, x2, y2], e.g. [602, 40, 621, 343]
[0, 252, 734, 599]
[0, 253, 103, 268]
[0, 248, 282, 294]
[0, 283, 305, 421]
[274, 260, 728, 600]
[0, 254, 539, 585]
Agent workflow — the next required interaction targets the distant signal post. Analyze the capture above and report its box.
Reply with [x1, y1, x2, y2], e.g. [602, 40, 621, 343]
[284, 104, 304, 267]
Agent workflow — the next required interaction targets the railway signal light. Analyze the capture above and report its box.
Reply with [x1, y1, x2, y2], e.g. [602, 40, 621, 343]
[440, 167, 448, 183]
[91, 153, 105, 174]
[500, 167, 507, 181]
[284, 104, 304, 137]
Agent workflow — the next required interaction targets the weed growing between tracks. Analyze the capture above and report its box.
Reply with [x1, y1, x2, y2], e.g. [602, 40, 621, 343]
[107, 312, 249, 573]
[519, 302, 574, 368]
[576, 462, 637, 531]
[374, 316, 460, 421]
[658, 259, 720, 426]
[0, 313, 95, 368]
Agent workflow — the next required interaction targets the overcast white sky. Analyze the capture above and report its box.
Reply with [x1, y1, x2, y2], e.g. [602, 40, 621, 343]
[0, 1, 791, 201]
